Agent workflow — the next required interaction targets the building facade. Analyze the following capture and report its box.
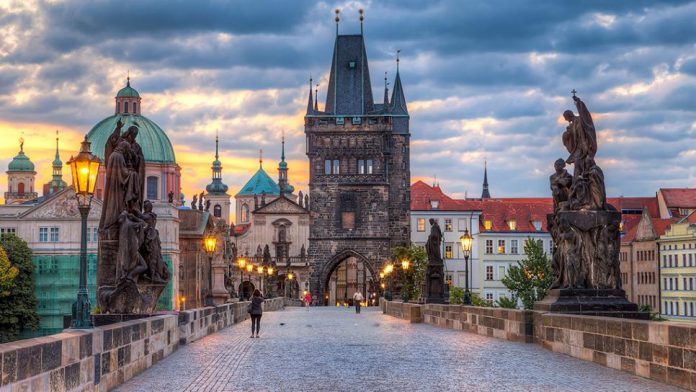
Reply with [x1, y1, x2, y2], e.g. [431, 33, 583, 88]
[4, 140, 38, 205]
[658, 214, 696, 320]
[305, 27, 411, 304]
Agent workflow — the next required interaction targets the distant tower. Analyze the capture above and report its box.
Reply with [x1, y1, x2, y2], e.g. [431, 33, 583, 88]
[44, 131, 67, 196]
[205, 133, 231, 222]
[305, 11, 411, 303]
[277, 133, 294, 197]
[5, 138, 37, 204]
[481, 161, 491, 199]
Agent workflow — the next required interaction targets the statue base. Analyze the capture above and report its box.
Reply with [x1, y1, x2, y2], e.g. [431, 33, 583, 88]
[98, 279, 167, 314]
[425, 261, 446, 304]
[534, 289, 649, 320]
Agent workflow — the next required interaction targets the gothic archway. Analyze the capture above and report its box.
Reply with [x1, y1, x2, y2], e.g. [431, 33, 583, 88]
[320, 250, 376, 306]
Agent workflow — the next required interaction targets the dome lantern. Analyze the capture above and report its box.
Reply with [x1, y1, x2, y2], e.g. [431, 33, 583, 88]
[115, 76, 142, 115]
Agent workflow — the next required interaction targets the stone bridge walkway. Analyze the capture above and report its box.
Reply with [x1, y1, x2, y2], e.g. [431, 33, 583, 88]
[116, 307, 681, 392]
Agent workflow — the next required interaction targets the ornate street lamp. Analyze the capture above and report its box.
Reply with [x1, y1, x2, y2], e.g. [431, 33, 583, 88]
[203, 235, 217, 306]
[67, 137, 101, 329]
[401, 259, 410, 271]
[459, 228, 473, 305]
[237, 257, 247, 300]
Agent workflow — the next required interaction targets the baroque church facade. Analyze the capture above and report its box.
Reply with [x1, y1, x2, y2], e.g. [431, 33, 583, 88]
[304, 22, 411, 304]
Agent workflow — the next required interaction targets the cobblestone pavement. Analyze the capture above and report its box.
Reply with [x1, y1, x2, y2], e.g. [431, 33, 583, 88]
[116, 307, 682, 392]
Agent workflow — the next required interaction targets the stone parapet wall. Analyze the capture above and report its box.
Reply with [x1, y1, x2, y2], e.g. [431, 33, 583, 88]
[536, 312, 696, 391]
[383, 300, 696, 391]
[0, 297, 284, 392]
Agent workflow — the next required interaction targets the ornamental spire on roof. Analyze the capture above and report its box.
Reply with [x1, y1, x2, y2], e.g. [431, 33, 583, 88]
[206, 131, 228, 195]
[215, 130, 219, 161]
[259, 149, 263, 168]
[390, 50, 408, 115]
[278, 131, 290, 196]
[383, 71, 390, 113]
[306, 75, 314, 115]
[481, 160, 491, 199]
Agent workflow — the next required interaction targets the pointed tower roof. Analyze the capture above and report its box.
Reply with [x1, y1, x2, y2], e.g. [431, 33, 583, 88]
[481, 161, 491, 199]
[383, 71, 390, 113]
[390, 51, 408, 115]
[206, 133, 229, 195]
[236, 150, 280, 197]
[306, 76, 314, 115]
[324, 34, 374, 115]
[52, 131, 62, 167]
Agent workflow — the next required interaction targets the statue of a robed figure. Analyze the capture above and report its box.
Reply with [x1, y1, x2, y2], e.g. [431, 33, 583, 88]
[425, 218, 446, 304]
[535, 92, 645, 319]
[97, 119, 170, 315]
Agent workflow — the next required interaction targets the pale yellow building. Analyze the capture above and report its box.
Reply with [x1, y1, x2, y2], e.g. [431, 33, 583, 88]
[658, 213, 696, 320]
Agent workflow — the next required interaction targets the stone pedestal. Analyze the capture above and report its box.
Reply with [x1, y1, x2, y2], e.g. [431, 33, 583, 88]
[425, 260, 445, 304]
[535, 289, 649, 319]
[211, 260, 229, 305]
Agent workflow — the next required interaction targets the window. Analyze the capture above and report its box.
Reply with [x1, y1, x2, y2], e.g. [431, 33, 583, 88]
[485, 293, 493, 303]
[39, 227, 48, 242]
[484, 220, 492, 230]
[325, 160, 332, 174]
[124, 101, 129, 113]
[336, 117, 345, 125]
[444, 219, 453, 232]
[532, 221, 542, 231]
[0, 227, 16, 236]
[430, 200, 440, 209]
[351, 116, 361, 125]
[417, 218, 426, 232]
[445, 244, 452, 259]
[510, 240, 518, 254]
[87, 227, 98, 242]
[146, 176, 158, 200]
[366, 159, 373, 174]
[486, 266, 494, 281]
[50, 227, 59, 242]
[498, 240, 505, 254]
[333, 160, 340, 174]
[214, 204, 222, 218]
[485, 240, 493, 254]
[458, 219, 468, 232]
[341, 212, 355, 230]
[498, 266, 506, 280]
[507, 220, 516, 231]
[241, 204, 250, 223]
[358, 159, 365, 174]
[17, 183, 25, 193]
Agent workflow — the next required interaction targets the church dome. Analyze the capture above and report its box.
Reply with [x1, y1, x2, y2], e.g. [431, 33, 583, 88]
[8, 149, 35, 172]
[86, 115, 176, 164]
[116, 83, 140, 98]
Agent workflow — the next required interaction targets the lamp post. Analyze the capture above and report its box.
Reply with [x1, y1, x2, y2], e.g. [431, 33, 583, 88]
[246, 263, 254, 296]
[203, 235, 217, 306]
[67, 137, 101, 329]
[459, 228, 473, 305]
[238, 257, 247, 300]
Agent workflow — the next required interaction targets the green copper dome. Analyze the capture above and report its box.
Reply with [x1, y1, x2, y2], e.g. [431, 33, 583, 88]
[236, 167, 279, 196]
[8, 150, 35, 172]
[117, 80, 140, 97]
[86, 114, 176, 164]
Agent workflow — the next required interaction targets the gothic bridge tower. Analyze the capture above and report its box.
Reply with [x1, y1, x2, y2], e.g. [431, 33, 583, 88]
[305, 11, 411, 305]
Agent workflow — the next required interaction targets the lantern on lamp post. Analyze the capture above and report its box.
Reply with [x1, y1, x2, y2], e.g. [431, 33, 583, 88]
[67, 137, 101, 329]
[237, 257, 247, 300]
[459, 228, 473, 305]
[203, 235, 217, 306]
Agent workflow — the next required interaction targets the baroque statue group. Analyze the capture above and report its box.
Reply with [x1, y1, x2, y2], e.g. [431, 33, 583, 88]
[97, 119, 171, 314]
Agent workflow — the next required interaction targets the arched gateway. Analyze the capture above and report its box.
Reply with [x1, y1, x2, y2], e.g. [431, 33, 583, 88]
[319, 250, 377, 306]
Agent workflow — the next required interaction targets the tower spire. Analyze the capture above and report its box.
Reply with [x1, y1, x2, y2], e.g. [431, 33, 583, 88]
[359, 9, 364, 35]
[215, 130, 219, 160]
[390, 50, 408, 115]
[127, 70, 130, 87]
[278, 131, 289, 197]
[383, 71, 390, 112]
[306, 75, 314, 115]
[259, 149, 263, 168]
[314, 83, 319, 112]
[481, 160, 491, 199]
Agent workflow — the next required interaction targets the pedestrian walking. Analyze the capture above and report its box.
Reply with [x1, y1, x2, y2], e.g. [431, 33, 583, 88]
[303, 290, 312, 310]
[353, 291, 364, 314]
[248, 289, 264, 338]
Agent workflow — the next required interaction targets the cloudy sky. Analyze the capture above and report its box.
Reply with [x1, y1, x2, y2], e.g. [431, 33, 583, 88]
[1, 0, 696, 206]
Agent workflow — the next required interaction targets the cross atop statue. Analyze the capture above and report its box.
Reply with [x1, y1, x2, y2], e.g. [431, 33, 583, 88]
[571, 89, 577, 97]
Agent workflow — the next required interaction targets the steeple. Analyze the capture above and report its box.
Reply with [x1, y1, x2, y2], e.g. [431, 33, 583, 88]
[278, 132, 290, 197]
[390, 50, 408, 115]
[314, 83, 319, 112]
[48, 130, 66, 194]
[383, 71, 390, 113]
[481, 161, 491, 199]
[206, 132, 228, 195]
[324, 10, 374, 115]
[306, 76, 314, 115]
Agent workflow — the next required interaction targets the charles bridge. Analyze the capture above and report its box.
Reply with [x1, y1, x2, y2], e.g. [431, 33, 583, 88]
[1, 298, 695, 391]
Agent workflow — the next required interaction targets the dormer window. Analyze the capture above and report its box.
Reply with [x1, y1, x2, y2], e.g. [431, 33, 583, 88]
[484, 220, 492, 230]
[532, 221, 542, 231]
[507, 220, 516, 231]
[430, 200, 439, 210]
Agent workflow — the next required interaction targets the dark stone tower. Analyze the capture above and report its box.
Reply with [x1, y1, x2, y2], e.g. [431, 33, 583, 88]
[481, 161, 491, 199]
[305, 18, 411, 303]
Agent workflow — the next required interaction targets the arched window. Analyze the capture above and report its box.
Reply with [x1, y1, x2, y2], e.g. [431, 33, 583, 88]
[214, 204, 222, 218]
[241, 204, 249, 223]
[278, 225, 287, 242]
[132, 102, 137, 113]
[146, 176, 158, 200]
[17, 182, 25, 193]
[117, 102, 121, 113]
[124, 101, 129, 113]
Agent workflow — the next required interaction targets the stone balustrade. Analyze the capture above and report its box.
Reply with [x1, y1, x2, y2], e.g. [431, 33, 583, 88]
[382, 300, 696, 391]
[0, 297, 284, 392]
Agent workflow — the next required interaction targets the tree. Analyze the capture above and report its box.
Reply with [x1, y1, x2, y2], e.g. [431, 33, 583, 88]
[391, 245, 427, 301]
[0, 246, 18, 296]
[501, 238, 553, 310]
[0, 234, 39, 342]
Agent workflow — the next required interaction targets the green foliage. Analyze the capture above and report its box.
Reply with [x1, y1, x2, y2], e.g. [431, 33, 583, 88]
[495, 296, 518, 309]
[449, 286, 465, 304]
[392, 245, 427, 301]
[0, 246, 18, 296]
[0, 235, 39, 343]
[471, 292, 493, 307]
[501, 238, 554, 310]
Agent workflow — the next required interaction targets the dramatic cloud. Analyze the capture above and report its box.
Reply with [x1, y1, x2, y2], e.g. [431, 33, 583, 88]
[1, 0, 695, 213]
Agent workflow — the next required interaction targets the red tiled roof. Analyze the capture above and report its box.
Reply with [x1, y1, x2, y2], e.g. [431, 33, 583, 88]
[410, 180, 479, 211]
[478, 201, 553, 233]
[653, 218, 674, 236]
[607, 197, 659, 217]
[660, 188, 696, 208]
[621, 216, 674, 244]
[620, 215, 643, 243]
